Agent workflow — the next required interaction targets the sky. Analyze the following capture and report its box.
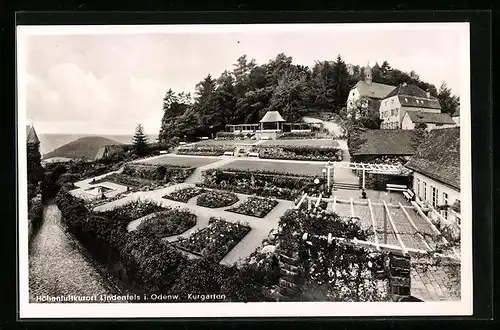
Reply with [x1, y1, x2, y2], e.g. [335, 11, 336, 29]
[20, 23, 468, 134]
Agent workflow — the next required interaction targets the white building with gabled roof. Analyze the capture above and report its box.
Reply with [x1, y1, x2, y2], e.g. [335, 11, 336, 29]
[379, 83, 442, 129]
[346, 64, 396, 119]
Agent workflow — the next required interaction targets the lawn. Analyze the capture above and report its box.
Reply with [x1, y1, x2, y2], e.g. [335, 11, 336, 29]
[218, 159, 326, 176]
[259, 139, 340, 148]
[139, 155, 219, 167]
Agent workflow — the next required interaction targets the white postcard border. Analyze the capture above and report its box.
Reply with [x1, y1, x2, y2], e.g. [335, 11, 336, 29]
[17, 22, 473, 318]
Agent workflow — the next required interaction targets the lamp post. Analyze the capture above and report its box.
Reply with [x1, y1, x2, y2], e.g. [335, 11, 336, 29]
[322, 168, 327, 194]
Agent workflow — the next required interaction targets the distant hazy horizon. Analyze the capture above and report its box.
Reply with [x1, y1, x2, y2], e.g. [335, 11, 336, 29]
[37, 133, 158, 155]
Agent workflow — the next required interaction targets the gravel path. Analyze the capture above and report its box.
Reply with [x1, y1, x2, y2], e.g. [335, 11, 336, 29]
[29, 204, 117, 303]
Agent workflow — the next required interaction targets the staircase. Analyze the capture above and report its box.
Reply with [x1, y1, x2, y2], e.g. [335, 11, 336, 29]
[331, 182, 360, 191]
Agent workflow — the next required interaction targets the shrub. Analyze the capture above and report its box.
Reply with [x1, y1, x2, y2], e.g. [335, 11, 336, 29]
[137, 209, 197, 238]
[196, 190, 239, 208]
[277, 131, 317, 139]
[227, 197, 278, 218]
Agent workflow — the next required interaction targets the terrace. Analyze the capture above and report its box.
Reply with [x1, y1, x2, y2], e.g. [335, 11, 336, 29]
[294, 193, 460, 261]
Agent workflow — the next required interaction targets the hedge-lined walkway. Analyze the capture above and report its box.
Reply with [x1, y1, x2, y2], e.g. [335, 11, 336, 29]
[29, 204, 117, 302]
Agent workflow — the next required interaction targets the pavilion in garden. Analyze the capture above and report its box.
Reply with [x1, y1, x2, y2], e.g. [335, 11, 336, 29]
[225, 110, 317, 134]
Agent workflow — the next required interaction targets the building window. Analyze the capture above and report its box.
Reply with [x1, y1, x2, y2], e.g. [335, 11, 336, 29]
[416, 178, 420, 196]
[431, 186, 438, 207]
[443, 192, 448, 205]
[391, 99, 395, 104]
[422, 182, 427, 201]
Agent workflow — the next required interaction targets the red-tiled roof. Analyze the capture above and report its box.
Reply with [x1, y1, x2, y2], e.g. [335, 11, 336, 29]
[352, 129, 419, 156]
[405, 127, 460, 190]
[406, 111, 455, 124]
[354, 81, 396, 99]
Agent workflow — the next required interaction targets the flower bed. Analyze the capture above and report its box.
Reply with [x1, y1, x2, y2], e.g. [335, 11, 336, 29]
[277, 131, 317, 139]
[137, 209, 197, 238]
[122, 164, 195, 182]
[174, 217, 251, 261]
[163, 187, 206, 203]
[91, 164, 195, 189]
[227, 197, 278, 218]
[177, 146, 236, 156]
[216, 132, 255, 140]
[256, 145, 343, 161]
[196, 190, 239, 208]
[199, 168, 313, 201]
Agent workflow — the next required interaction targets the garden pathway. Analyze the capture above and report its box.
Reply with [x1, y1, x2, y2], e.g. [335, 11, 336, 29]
[94, 184, 293, 266]
[29, 204, 117, 302]
[183, 157, 236, 184]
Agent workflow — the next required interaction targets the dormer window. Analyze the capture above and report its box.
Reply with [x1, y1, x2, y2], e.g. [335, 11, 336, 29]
[405, 98, 408, 102]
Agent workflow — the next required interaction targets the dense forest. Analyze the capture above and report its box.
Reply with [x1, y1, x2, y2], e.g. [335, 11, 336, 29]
[158, 53, 459, 142]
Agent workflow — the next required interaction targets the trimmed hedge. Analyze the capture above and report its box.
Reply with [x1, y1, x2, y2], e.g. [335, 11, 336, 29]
[277, 131, 317, 139]
[216, 132, 255, 140]
[256, 145, 343, 162]
[199, 168, 313, 200]
[177, 146, 236, 156]
[54, 190, 276, 301]
[92, 164, 195, 189]
[28, 198, 44, 244]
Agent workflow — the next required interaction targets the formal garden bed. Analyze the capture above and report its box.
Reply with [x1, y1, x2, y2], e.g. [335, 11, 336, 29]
[136, 209, 197, 238]
[277, 131, 317, 139]
[199, 168, 313, 201]
[174, 217, 251, 262]
[163, 187, 206, 203]
[255, 145, 343, 162]
[227, 196, 278, 218]
[216, 132, 255, 140]
[196, 190, 239, 208]
[177, 145, 236, 156]
[91, 164, 195, 189]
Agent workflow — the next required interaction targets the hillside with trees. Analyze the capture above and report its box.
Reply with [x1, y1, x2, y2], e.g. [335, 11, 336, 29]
[158, 54, 460, 142]
[43, 136, 122, 160]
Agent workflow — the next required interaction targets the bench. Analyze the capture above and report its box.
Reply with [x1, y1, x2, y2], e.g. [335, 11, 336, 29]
[248, 152, 259, 158]
[200, 136, 209, 140]
[260, 136, 270, 140]
[386, 183, 407, 192]
[402, 188, 415, 202]
[223, 151, 234, 156]
[159, 150, 168, 154]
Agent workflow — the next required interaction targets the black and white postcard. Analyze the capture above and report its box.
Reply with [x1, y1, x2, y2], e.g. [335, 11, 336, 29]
[17, 22, 472, 318]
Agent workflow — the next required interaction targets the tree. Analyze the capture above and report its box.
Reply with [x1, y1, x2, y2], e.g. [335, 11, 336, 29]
[437, 82, 459, 115]
[133, 124, 149, 157]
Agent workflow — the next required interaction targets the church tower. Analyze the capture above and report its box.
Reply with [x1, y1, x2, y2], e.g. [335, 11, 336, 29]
[364, 63, 372, 85]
